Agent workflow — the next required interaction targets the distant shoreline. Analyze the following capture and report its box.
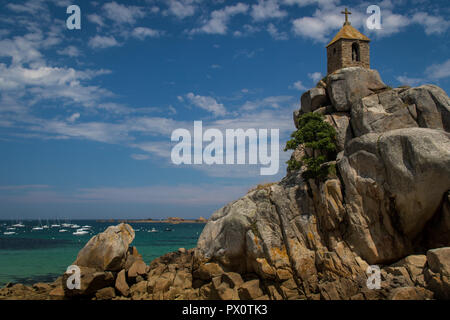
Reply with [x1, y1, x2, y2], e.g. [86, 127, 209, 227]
[96, 218, 208, 224]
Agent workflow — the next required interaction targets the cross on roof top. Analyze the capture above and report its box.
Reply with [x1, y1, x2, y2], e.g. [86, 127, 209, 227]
[341, 8, 352, 25]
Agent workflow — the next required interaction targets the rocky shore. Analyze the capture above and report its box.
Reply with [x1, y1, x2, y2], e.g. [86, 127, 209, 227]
[1, 67, 449, 300]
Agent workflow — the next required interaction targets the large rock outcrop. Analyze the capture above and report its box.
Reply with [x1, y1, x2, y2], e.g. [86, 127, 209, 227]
[193, 67, 450, 300]
[74, 223, 135, 272]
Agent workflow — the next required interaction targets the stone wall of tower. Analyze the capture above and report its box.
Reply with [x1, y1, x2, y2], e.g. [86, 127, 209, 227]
[327, 40, 370, 74]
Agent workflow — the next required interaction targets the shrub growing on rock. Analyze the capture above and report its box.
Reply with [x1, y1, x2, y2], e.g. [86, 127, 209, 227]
[285, 112, 337, 180]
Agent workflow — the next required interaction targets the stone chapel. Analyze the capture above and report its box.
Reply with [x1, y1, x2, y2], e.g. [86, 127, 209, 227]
[327, 8, 371, 74]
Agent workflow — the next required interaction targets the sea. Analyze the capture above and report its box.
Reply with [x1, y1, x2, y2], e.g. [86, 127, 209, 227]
[0, 220, 205, 287]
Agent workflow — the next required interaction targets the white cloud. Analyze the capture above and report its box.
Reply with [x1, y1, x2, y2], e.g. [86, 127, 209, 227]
[190, 3, 249, 35]
[397, 59, 450, 86]
[267, 23, 288, 40]
[131, 154, 150, 160]
[308, 72, 323, 83]
[57, 45, 81, 57]
[88, 35, 120, 49]
[412, 12, 450, 35]
[233, 24, 260, 38]
[185, 93, 227, 116]
[131, 27, 163, 39]
[289, 81, 307, 91]
[282, 0, 340, 7]
[102, 1, 146, 25]
[67, 113, 80, 123]
[425, 59, 450, 80]
[396, 75, 424, 87]
[240, 96, 294, 111]
[292, 10, 343, 42]
[87, 14, 105, 27]
[165, 0, 202, 19]
[251, 0, 287, 21]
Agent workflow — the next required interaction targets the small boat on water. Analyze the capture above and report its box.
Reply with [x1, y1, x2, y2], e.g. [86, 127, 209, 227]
[73, 229, 89, 236]
[33, 219, 45, 230]
[12, 223, 25, 228]
[148, 228, 158, 233]
[59, 229, 68, 233]
[164, 227, 174, 232]
[71, 224, 81, 229]
[51, 224, 60, 228]
[6, 227, 16, 231]
[3, 232, 16, 235]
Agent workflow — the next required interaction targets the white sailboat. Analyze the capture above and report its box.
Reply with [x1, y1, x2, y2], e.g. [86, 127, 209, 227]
[12, 222, 25, 228]
[32, 219, 44, 231]
[73, 229, 89, 235]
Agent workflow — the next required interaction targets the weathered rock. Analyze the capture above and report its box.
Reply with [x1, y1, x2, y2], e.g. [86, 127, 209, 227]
[427, 247, 450, 277]
[327, 67, 387, 112]
[351, 90, 418, 137]
[400, 85, 449, 131]
[391, 255, 427, 285]
[325, 112, 352, 151]
[32, 283, 52, 293]
[238, 280, 264, 300]
[73, 223, 135, 272]
[48, 286, 65, 300]
[389, 287, 433, 300]
[193, 263, 224, 281]
[128, 260, 147, 278]
[130, 281, 149, 299]
[95, 287, 116, 300]
[62, 266, 115, 297]
[339, 128, 450, 264]
[115, 269, 130, 297]
[301, 87, 329, 113]
[221, 272, 244, 288]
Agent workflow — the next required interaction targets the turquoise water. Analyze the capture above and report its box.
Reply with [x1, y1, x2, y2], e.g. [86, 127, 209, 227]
[0, 220, 205, 286]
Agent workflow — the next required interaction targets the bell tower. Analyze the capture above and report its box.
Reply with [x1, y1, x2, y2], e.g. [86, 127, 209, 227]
[326, 8, 371, 74]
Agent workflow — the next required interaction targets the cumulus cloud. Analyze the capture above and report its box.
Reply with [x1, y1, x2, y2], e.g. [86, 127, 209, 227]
[165, 0, 201, 19]
[102, 1, 146, 25]
[267, 23, 288, 40]
[185, 93, 227, 116]
[88, 35, 120, 49]
[240, 96, 295, 111]
[190, 3, 249, 35]
[289, 81, 307, 91]
[57, 45, 81, 57]
[251, 0, 287, 21]
[67, 113, 80, 123]
[412, 12, 450, 35]
[425, 59, 450, 80]
[87, 14, 105, 27]
[396, 75, 424, 87]
[131, 27, 163, 39]
[308, 72, 323, 83]
[396, 59, 450, 86]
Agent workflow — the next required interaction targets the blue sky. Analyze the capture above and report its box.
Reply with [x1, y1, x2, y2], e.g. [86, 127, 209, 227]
[0, 0, 449, 219]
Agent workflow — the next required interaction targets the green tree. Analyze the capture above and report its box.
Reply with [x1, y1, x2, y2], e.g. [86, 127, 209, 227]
[285, 113, 337, 180]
